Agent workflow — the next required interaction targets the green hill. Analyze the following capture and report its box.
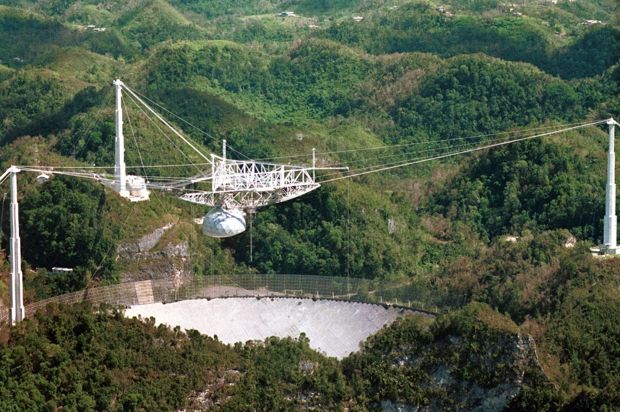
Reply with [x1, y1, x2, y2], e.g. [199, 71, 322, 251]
[0, 0, 618, 409]
[0, 5, 136, 64]
[118, 0, 208, 49]
[317, 2, 620, 79]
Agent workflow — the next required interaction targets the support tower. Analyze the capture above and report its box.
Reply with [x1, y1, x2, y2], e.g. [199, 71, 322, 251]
[603, 118, 620, 254]
[8, 167, 24, 324]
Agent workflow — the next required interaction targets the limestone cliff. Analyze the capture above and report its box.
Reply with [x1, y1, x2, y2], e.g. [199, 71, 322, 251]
[116, 222, 192, 286]
[343, 303, 544, 411]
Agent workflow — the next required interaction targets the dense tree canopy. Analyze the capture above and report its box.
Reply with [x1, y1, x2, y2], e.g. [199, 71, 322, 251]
[0, 72, 67, 143]
[391, 55, 590, 140]
[431, 138, 604, 241]
[0, 0, 618, 409]
[20, 177, 118, 282]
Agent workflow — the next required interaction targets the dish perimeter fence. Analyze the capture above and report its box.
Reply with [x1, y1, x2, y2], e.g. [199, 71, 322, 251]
[1, 274, 444, 325]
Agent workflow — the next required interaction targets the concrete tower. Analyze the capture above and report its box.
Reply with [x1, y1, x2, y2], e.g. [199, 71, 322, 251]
[113, 79, 128, 197]
[9, 167, 24, 324]
[603, 118, 620, 254]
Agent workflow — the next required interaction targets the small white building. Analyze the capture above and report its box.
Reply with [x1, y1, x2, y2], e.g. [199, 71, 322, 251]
[52, 267, 74, 274]
[277, 11, 297, 17]
[353, 16, 364, 22]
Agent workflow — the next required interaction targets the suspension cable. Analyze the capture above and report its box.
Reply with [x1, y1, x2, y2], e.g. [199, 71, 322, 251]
[317, 135, 514, 173]
[123, 91, 206, 175]
[315, 135, 521, 180]
[122, 96, 148, 180]
[126, 85, 251, 160]
[253, 120, 599, 161]
[121, 83, 213, 163]
[319, 120, 607, 183]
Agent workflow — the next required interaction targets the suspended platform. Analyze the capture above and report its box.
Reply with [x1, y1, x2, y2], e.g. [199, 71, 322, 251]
[106, 79, 328, 236]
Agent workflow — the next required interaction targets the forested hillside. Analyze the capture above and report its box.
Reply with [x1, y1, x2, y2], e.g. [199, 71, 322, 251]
[0, 0, 618, 410]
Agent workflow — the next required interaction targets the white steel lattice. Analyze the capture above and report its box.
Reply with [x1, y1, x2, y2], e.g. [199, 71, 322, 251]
[180, 155, 320, 209]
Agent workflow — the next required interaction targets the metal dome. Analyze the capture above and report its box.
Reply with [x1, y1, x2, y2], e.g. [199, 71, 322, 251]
[36, 173, 50, 184]
[202, 207, 246, 238]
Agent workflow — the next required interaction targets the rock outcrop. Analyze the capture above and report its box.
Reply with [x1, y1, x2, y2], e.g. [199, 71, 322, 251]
[117, 223, 192, 286]
[344, 303, 544, 411]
